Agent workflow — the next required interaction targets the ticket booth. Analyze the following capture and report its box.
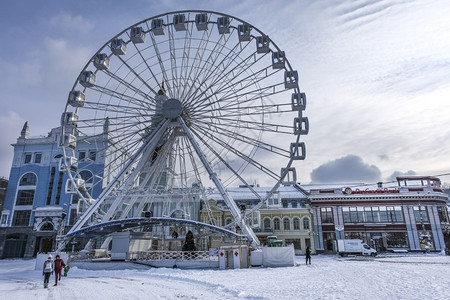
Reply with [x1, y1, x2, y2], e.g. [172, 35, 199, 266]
[219, 245, 248, 269]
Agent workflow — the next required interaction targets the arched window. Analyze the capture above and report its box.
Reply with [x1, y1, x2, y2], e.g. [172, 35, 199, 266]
[53, 154, 63, 163]
[226, 218, 233, 226]
[19, 173, 37, 186]
[40, 222, 54, 231]
[15, 173, 37, 206]
[293, 217, 300, 230]
[264, 218, 271, 230]
[274, 218, 280, 230]
[303, 217, 310, 230]
[283, 218, 290, 230]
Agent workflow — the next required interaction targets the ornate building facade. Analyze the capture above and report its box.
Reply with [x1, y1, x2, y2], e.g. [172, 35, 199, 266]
[0, 122, 106, 258]
[200, 185, 314, 255]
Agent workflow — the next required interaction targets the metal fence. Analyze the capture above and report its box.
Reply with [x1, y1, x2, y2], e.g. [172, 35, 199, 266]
[129, 250, 217, 261]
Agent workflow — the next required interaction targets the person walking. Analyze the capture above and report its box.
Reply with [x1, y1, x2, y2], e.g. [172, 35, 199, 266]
[53, 254, 66, 286]
[42, 254, 53, 288]
[305, 246, 311, 265]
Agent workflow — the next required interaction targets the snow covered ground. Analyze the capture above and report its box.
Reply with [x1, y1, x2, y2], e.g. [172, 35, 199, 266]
[1, 253, 449, 300]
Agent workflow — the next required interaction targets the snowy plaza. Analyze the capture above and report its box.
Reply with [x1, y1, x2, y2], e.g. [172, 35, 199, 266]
[1, 253, 449, 299]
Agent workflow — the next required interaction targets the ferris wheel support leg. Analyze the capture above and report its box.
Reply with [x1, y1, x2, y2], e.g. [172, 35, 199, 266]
[177, 116, 261, 248]
[66, 119, 171, 238]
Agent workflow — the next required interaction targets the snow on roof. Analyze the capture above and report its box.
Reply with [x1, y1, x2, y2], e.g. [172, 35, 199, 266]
[208, 185, 308, 201]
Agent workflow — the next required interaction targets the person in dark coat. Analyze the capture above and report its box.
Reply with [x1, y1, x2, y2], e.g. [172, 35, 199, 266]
[42, 254, 53, 288]
[305, 246, 311, 264]
[53, 254, 66, 286]
[182, 231, 197, 251]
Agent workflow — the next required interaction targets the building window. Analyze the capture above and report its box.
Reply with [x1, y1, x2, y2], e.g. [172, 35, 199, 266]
[386, 232, 408, 248]
[343, 207, 351, 222]
[1, 212, 9, 226]
[69, 208, 78, 225]
[283, 218, 290, 230]
[293, 217, 300, 230]
[264, 218, 271, 231]
[24, 153, 32, 164]
[345, 232, 365, 240]
[303, 217, 310, 230]
[79, 170, 94, 194]
[20, 173, 37, 186]
[46, 167, 56, 205]
[267, 192, 280, 207]
[274, 218, 280, 230]
[437, 206, 448, 223]
[413, 206, 429, 223]
[321, 207, 333, 223]
[89, 150, 97, 161]
[291, 200, 298, 208]
[282, 200, 288, 208]
[15, 190, 35, 205]
[343, 206, 403, 223]
[34, 153, 42, 164]
[12, 210, 31, 226]
[364, 207, 374, 222]
[387, 206, 404, 223]
[78, 151, 86, 161]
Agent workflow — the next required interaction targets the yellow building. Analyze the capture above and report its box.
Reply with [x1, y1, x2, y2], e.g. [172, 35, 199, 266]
[199, 185, 314, 255]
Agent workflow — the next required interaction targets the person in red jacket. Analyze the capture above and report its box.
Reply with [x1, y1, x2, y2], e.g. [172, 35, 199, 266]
[53, 254, 66, 286]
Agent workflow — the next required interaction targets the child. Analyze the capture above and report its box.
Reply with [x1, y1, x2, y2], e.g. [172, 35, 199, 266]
[42, 254, 53, 288]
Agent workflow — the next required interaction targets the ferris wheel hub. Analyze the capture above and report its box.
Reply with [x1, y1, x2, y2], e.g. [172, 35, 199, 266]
[162, 98, 183, 119]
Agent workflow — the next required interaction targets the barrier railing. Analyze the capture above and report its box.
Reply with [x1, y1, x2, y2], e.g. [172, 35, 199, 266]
[129, 250, 217, 261]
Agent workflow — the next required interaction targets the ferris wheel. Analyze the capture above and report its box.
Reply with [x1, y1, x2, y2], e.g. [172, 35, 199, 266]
[60, 10, 308, 248]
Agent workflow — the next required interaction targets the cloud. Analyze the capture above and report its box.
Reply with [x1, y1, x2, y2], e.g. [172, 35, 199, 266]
[47, 13, 94, 35]
[386, 170, 417, 182]
[0, 111, 25, 177]
[310, 155, 381, 184]
[378, 154, 389, 161]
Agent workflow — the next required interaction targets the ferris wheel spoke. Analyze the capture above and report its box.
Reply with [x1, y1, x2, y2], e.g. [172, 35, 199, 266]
[179, 22, 207, 102]
[178, 24, 193, 101]
[148, 32, 173, 96]
[183, 26, 237, 104]
[202, 102, 294, 118]
[193, 44, 253, 101]
[80, 98, 155, 114]
[107, 55, 158, 100]
[192, 73, 285, 114]
[179, 23, 214, 102]
[192, 129, 264, 201]
[190, 43, 264, 107]
[194, 111, 294, 134]
[190, 123, 280, 181]
[217, 68, 285, 103]
[191, 120, 291, 157]
[166, 23, 179, 97]
[88, 85, 152, 110]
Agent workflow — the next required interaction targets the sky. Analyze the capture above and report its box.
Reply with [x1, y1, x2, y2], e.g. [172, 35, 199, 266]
[1, 254, 450, 299]
[1, 0, 450, 185]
